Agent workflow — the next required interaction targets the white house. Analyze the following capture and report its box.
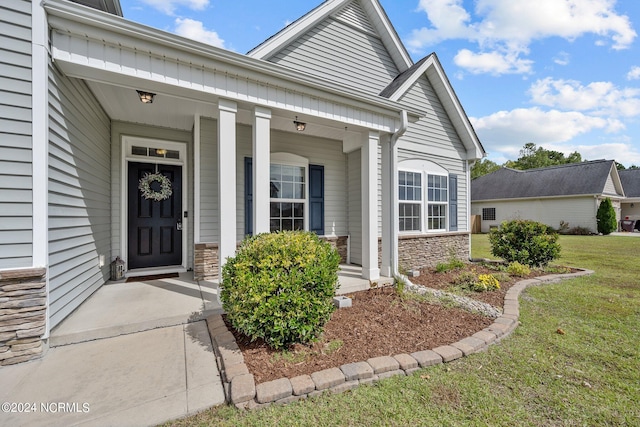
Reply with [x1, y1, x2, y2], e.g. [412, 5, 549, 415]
[471, 160, 625, 233]
[619, 169, 640, 230]
[0, 0, 485, 365]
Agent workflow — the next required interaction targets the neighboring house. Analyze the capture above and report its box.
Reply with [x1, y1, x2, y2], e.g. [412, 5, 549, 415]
[619, 169, 640, 223]
[0, 0, 484, 365]
[470, 160, 625, 233]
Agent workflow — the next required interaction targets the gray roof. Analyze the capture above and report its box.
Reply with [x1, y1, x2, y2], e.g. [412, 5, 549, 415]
[379, 55, 431, 98]
[71, 0, 122, 16]
[619, 169, 640, 197]
[471, 160, 618, 201]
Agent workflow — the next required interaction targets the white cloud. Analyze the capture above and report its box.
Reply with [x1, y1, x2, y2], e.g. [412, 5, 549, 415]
[627, 66, 640, 80]
[553, 51, 570, 66]
[407, 0, 636, 75]
[174, 18, 225, 48]
[454, 49, 533, 75]
[529, 78, 640, 117]
[140, 0, 208, 16]
[470, 107, 623, 147]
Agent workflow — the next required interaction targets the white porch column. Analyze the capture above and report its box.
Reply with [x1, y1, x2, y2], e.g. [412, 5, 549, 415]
[253, 107, 271, 234]
[361, 131, 380, 280]
[380, 134, 392, 277]
[218, 99, 237, 281]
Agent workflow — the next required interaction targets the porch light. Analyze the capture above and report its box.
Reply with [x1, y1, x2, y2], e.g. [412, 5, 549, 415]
[293, 116, 306, 131]
[137, 90, 155, 104]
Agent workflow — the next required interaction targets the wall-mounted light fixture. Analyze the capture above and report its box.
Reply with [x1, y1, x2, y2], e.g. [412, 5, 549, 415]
[137, 90, 155, 104]
[293, 116, 306, 132]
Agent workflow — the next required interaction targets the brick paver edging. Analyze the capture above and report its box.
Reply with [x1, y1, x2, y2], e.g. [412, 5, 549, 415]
[206, 268, 594, 410]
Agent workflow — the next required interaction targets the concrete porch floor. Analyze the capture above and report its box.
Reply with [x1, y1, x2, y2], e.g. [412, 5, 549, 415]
[50, 272, 221, 347]
[50, 265, 393, 346]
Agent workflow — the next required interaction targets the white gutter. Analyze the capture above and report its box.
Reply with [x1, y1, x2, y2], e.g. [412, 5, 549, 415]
[390, 110, 408, 276]
[467, 160, 477, 260]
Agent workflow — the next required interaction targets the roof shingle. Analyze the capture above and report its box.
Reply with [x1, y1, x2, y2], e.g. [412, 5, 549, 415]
[471, 160, 618, 201]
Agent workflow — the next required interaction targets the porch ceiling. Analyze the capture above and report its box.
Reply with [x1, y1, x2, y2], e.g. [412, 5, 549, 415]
[88, 80, 365, 140]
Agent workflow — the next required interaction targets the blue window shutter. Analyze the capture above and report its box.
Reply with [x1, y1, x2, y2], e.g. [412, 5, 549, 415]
[244, 157, 253, 236]
[449, 174, 458, 231]
[309, 164, 324, 235]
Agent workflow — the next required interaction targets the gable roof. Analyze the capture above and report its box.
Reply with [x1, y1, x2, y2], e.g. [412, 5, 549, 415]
[619, 169, 640, 197]
[70, 0, 121, 15]
[380, 53, 485, 160]
[248, 0, 412, 72]
[471, 160, 624, 201]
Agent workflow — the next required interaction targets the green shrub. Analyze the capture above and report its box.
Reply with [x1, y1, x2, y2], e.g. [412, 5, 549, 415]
[435, 256, 465, 273]
[506, 261, 531, 277]
[596, 197, 617, 235]
[489, 220, 561, 267]
[453, 271, 500, 292]
[220, 231, 341, 350]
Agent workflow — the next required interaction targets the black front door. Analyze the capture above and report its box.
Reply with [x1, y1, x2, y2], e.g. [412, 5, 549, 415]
[128, 162, 183, 269]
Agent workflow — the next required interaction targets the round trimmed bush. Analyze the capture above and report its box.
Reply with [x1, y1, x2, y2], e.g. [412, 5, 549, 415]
[489, 220, 561, 267]
[220, 231, 340, 350]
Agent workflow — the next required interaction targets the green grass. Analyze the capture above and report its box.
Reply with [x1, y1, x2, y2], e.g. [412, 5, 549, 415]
[165, 235, 640, 427]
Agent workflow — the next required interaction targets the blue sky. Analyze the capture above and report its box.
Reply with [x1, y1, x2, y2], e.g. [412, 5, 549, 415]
[120, 0, 640, 167]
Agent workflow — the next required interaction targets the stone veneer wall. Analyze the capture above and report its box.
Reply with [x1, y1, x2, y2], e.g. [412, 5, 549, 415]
[321, 236, 348, 264]
[397, 232, 470, 271]
[194, 236, 349, 281]
[0, 268, 47, 366]
[194, 243, 219, 281]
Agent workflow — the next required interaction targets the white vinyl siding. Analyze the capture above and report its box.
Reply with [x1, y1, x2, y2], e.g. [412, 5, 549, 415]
[48, 66, 110, 329]
[603, 173, 622, 196]
[472, 198, 598, 233]
[0, 0, 33, 268]
[398, 76, 467, 159]
[198, 117, 218, 243]
[333, 1, 377, 34]
[348, 150, 362, 265]
[267, 18, 399, 95]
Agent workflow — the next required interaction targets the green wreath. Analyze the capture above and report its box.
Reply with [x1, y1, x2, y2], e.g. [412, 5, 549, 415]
[138, 172, 173, 201]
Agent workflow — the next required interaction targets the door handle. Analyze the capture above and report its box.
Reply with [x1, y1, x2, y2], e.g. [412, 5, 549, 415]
[177, 220, 183, 231]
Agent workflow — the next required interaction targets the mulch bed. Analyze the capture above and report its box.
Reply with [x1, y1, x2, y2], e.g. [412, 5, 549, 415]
[226, 263, 575, 385]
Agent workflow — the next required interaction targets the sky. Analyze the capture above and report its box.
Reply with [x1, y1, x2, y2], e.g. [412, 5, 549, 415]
[119, 0, 640, 167]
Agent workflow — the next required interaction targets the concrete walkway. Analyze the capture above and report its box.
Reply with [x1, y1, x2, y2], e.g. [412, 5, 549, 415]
[0, 273, 226, 427]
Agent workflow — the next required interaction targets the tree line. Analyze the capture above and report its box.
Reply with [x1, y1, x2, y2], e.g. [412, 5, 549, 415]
[472, 142, 639, 179]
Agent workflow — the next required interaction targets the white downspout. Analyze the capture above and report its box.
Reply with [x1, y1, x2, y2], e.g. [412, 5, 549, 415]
[467, 160, 477, 260]
[390, 111, 408, 276]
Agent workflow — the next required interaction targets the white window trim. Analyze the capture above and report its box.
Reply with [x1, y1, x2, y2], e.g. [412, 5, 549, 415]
[270, 152, 309, 232]
[398, 160, 450, 234]
[121, 136, 188, 272]
[426, 172, 448, 232]
[398, 168, 424, 233]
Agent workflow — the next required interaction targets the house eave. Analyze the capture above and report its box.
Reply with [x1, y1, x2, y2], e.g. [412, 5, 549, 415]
[45, 0, 420, 130]
[471, 194, 620, 203]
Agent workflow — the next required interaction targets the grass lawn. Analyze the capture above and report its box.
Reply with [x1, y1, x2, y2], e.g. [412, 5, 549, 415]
[166, 235, 640, 427]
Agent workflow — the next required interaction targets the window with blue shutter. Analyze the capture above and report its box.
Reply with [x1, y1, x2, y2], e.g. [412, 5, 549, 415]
[245, 157, 253, 236]
[449, 174, 458, 231]
[244, 158, 324, 235]
[309, 165, 324, 235]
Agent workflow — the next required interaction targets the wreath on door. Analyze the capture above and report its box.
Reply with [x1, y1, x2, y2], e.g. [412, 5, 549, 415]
[138, 172, 173, 201]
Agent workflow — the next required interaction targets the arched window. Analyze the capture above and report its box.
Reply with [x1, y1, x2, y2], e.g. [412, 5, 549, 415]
[398, 159, 456, 233]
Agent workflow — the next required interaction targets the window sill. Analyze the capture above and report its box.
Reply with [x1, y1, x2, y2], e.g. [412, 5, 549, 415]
[398, 231, 470, 240]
